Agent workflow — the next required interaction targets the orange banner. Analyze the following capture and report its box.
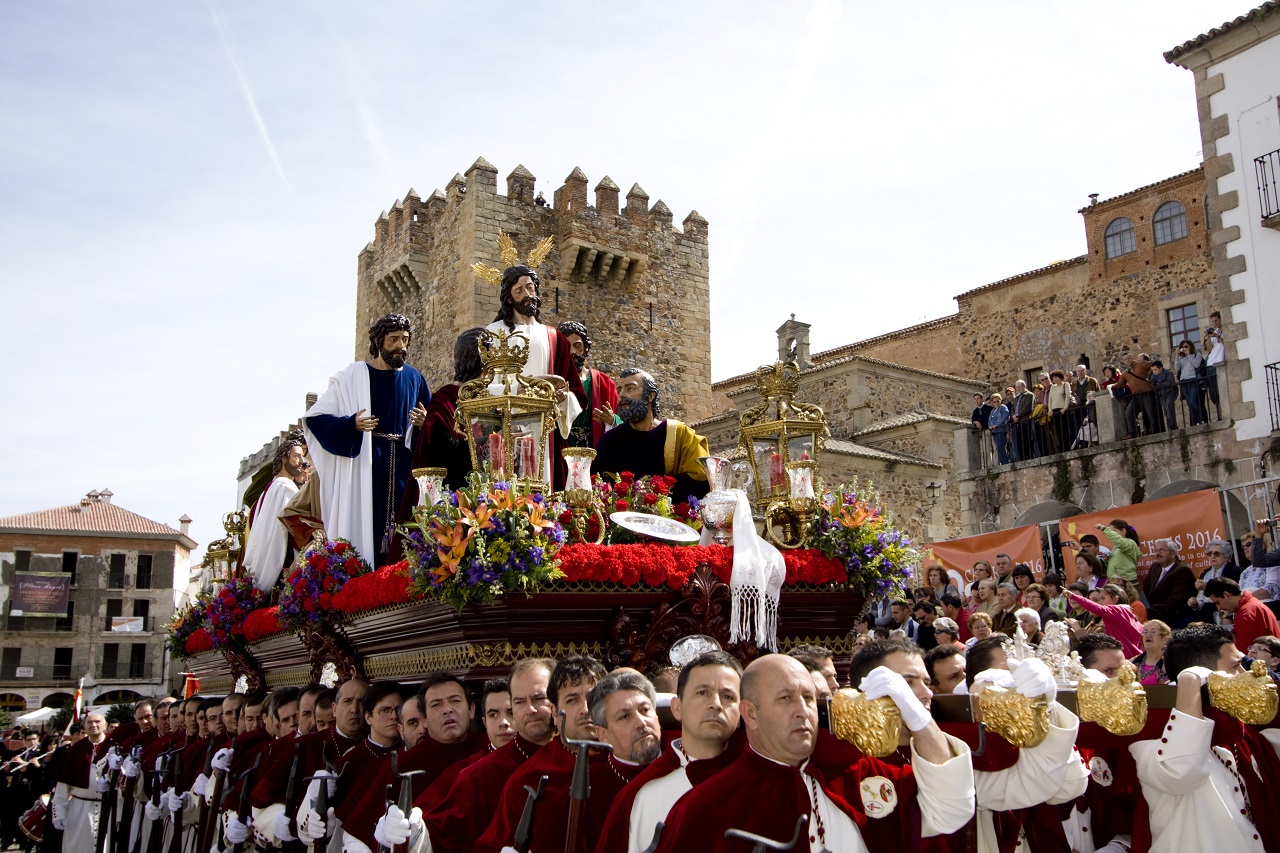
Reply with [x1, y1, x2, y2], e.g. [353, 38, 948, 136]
[921, 525, 1044, 591]
[1057, 489, 1224, 585]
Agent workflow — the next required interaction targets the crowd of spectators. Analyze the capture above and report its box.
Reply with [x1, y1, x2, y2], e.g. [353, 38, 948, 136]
[859, 515, 1280, 693]
[970, 312, 1228, 466]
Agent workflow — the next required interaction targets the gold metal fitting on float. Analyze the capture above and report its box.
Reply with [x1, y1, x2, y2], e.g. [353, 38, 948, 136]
[829, 688, 902, 757]
[1207, 660, 1279, 725]
[976, 687, 1051, 748]
[1076, 662, 1148, 736]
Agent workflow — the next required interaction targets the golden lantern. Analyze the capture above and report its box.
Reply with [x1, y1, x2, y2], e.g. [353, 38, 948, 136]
[738, 361, 828, 547]
[455, 329, 559, 494]
[206, 510, 247, 587]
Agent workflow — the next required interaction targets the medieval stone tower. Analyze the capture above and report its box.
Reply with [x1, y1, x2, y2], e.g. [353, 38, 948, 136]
[354, 157, 713, 420]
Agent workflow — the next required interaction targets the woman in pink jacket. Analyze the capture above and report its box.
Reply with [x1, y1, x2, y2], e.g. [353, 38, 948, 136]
[1064, 584, 1143, 657]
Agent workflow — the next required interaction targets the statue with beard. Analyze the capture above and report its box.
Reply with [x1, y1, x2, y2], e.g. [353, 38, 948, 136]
[242, 430, 312, 590]
[303, 313, 432, 566]
[591, 368, 711, 503]
[485, 265, 587, 488]
[556, 320, 619, 449]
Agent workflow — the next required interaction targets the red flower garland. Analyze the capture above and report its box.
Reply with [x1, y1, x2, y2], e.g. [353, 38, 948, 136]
[236, 548, 851, 636]
[242, 606, 285, 643]
[331, 561, 417, 614]
[555, 544, 846, 589]
[185, 627, 213, 655]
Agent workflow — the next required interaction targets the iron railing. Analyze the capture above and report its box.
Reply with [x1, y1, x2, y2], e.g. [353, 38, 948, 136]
[98, 661, 154, 680]
[1258, 149, 1280, 220]
[1267, 361, 1280, 433]
[0, 665, 77, 684]
[970, 362, 1231, 473]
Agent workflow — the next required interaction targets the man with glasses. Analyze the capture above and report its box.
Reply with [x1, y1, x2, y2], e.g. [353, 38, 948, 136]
[1142, 539, 1196, 627]
[1187, 538, 1243, 623]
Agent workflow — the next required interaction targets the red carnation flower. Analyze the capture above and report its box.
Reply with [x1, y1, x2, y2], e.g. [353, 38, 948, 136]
[334, 541, 348, 554]
[319, 592, 332, 608]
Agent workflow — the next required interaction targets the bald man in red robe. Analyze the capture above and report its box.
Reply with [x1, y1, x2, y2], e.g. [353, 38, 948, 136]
[657, 645, 975, 852]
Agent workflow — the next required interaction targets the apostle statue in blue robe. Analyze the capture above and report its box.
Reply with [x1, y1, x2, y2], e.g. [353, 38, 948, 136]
[303, 313, 431, 566]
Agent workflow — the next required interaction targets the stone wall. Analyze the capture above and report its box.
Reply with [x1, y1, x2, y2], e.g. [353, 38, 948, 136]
[355, 158, 714, 421]
[813, 316, 963, 378]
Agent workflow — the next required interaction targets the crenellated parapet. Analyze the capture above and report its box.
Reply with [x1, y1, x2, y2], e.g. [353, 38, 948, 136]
[354, 157, 714, 420]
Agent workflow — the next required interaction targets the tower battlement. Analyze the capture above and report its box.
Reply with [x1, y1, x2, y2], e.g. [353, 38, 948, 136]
[354, 157, 713, 420]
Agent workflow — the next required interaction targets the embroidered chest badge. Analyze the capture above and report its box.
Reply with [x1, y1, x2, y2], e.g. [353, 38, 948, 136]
[1089, 757, 1113, 787]
[860, 775, 898, 818]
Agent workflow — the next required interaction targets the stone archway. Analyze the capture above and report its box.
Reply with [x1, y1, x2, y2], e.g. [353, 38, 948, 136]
[1014, 501, 1085, 527]
[41, 692, 73, 709]
[0, 692, 26, 713]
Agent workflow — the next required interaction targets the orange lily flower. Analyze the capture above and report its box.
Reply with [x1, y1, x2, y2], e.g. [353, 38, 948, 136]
[526, 501, 555, 531]
[835, 500, 880, 529]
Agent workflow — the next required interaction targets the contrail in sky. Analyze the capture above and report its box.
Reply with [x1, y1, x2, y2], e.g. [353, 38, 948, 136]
[206, 0, 293, 192]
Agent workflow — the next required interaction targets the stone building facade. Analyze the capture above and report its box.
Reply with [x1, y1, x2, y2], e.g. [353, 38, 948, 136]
[354, 157, 713, 421]
[693, 161, 1277, 549]
[0, 491, 194, 713]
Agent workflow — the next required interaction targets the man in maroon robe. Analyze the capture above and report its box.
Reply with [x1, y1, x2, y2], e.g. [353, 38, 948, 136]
[410, 678, 515, 812]
[474, 655, 609, 853]
[338, 676, 488, 851]
[52, 713, 112, 851]
[250, 682, 366, 847]
[417, 659, 558, 853]
[596, 651, 745, 853]
[297, 682, 404, 847]
[657, 646, 975, 852]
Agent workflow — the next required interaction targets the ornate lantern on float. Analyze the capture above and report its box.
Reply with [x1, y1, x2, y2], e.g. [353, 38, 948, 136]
[737, 361, 828, 548]
[206, 510, 247, 588]
[454, 329, 559, 495]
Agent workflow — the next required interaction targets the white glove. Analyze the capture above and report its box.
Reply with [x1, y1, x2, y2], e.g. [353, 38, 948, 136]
[163, 789, 186, 813]
[212, 748, 234, 773]
[107, 750, 123, 771]
[121, 757, 141, 778]
[297, 803, 330, 843]
[273, 812, 295, 843]
[144, 801, 163, 822]
[192, 773, 209, 798]
[1178, 665, 1215, 687]
[971, 668, 1016, 692]
[97, 776, 112, 793]
[310, 769, 337, 799]
[224, 815, 250, 845]
[53, 818, 66, 831]
[1010, 657, 1058, 706]
[154, 756, 166, 773]
[860, 665, 932, 732]
[374, 804, 423, 849]
[1076, 668, 1108, 684]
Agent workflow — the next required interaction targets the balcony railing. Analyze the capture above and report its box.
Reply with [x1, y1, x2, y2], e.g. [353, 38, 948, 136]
[1257, 149, 1280, 221]
[103, 616, 155, 633]
[1267, 361, 1280, 433]
[0, 665, 78, 684]
[4, 615, 75, 632]
[966, 362, 1231, 473]
[98, 661, 154, 680]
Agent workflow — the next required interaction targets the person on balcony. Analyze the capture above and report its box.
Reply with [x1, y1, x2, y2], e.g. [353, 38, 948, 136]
[1175, 339, 1206, 426]
[986, 393, 1011, 465]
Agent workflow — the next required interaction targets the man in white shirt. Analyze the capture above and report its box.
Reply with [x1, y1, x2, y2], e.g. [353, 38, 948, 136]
[1131, 624, 1264, 852]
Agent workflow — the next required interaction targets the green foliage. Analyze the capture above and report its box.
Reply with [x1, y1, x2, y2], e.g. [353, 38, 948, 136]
[105, 703, 134, 725]
[1052, 460, 1072, 504]
[50, 704, 71, 733]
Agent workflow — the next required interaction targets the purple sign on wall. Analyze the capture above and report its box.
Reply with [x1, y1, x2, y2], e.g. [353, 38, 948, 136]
[11, 572, 70, 617]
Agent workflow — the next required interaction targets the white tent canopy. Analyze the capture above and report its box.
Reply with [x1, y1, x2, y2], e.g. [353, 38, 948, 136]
[14, 705, 114, 726]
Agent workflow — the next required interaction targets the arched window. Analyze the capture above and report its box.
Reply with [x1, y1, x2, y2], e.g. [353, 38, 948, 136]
[1153, 201, 1188, 245]
[0, 692, 27, 713]
[1104, 217, 1136, 258]
[94, 689, 142, 705]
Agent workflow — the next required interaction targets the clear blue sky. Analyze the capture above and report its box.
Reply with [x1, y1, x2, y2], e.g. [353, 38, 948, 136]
[0, 0, 1249, 558]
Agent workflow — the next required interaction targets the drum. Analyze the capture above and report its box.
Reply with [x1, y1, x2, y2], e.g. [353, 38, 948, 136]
[19, 794, 48, 843]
